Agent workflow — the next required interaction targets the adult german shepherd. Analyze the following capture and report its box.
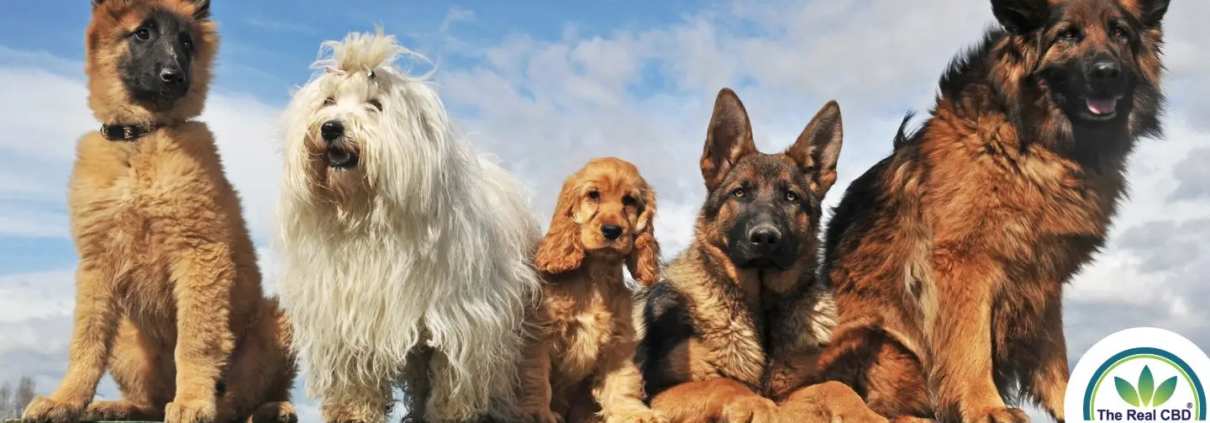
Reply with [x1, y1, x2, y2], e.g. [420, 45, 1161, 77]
[634, 89, 880, 422]
[815, 0, 1169, 422]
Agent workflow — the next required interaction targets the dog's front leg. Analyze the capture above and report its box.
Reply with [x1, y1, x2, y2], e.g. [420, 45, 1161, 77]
[517, 336, 560, 423]
[649, 378, 777, 423]
[1024, 296, 1068, 423]
[22, 262, 119, 423]
[164, 242, 237, 423]
[592, 336, 666, 423]
[321, 381, 393, 423]
[926, 253, 1025, 423]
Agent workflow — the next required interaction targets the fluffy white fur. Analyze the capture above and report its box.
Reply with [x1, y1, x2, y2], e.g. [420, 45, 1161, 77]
[275, 28, 542, 423]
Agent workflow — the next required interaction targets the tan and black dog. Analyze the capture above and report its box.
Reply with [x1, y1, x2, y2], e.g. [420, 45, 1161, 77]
[22, 1, 296, 422]
[815, 0, 1170, 422]
[634, 88, 881, 423]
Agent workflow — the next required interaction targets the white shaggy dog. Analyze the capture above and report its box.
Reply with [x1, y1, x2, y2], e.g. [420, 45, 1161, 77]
[275, 29, 542, 423]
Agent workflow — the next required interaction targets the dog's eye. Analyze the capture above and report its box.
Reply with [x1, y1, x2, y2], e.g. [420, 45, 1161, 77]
[731, 188, 746, 199]
[1110, 26, 1128, 40]
[588, 191, 600, 201]
[133, 27, 151, 41]
[622, 196, 636, 207]
[368, 99, 383, 111]
[180, 35, 194, 53]
[1058, 28, 1080, 42]
[785, 191, 798, 202]
[323, 97, 335, 106]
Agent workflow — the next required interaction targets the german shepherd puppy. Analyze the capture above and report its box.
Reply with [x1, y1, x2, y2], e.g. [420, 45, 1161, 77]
[815, 1, 1169, 422]
[635, 88, 874, 422]
[21, 1, 297, 423]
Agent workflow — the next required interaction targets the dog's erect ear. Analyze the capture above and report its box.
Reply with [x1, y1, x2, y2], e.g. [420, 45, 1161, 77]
[92, 0, 105, 9]
[990, 0, 1049, 34]
[626, 184, 660, 287]
[190, 0, 211, 20]
[1134, 0, 1170, 28]
[701, 88, 757, 192]
[534, 180, 585, 275]
[786, 100, 843, 198]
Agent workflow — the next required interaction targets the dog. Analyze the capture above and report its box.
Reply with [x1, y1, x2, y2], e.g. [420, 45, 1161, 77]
[274, 28, 543, 423]
[515, 157, 665, 423]
[633, 88, 878, 423]
[814, 0, 1170, 422]
[22, 1, 298, 423]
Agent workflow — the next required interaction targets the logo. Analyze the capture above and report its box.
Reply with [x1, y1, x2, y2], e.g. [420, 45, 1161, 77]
[1067, 328, 1210, 422]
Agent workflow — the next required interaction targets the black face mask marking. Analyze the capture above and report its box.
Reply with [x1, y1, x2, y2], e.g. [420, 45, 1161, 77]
[120, 9, 196, 108]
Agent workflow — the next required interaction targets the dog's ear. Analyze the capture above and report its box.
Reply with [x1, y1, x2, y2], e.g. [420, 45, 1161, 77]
[1134, 0, 1170, 28]
[626, 183, 660, 287]
[189, 0, 211, 20]
[92, 0, 105, 9]
[701, 88, 757, 192]
[990, 0, 1050, 34]
[534, 180, 585, 275]
[786, 100, 843, 198]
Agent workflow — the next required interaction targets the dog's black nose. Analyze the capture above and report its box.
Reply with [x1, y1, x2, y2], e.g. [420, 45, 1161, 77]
[1088, 60, 1121, 84]
[160, 67, 185, 86]
[747, 225, 782, 247]
[601, 225, 623, 241]
[321, 121, 344, 143]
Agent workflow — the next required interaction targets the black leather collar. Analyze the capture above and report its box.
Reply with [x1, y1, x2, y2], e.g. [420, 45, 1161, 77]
[100, 123, 160, 142]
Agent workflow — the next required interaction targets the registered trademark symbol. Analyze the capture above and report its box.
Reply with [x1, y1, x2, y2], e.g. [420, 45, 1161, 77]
[1189, 402, 1194, 409]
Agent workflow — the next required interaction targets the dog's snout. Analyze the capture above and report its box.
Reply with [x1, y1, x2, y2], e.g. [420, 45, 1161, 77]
[321, 121, 344, 143]
[159, 66, 187, 88]
[1087, 60, 1121, 85]
[747, 225, 782, 247]
[601, 224, 623, 241]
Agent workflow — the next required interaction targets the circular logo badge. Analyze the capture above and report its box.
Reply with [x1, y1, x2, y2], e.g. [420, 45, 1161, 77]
[1066, 327, 1209, 422]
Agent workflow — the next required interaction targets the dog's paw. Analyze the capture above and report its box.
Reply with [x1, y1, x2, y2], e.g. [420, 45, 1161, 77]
[21, 395, 85, 423]
[609, 409, 669, 423]
[970, 407, 1030, 423]
[721, 396, 778, 423]
[165, 399, 218, 423]
[249, 401, 299, 423]
[84, 400, 162, 421]
[797, 381, 888, 423]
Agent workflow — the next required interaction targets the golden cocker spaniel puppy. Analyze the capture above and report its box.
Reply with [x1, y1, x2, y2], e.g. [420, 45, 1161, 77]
[517, 157, 666, 423]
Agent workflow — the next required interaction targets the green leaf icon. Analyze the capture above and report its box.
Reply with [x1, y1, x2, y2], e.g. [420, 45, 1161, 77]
[1140, 366, 1155, 406]
[1117, 377, 1141, 407]
[1153, 377, 1178, 407]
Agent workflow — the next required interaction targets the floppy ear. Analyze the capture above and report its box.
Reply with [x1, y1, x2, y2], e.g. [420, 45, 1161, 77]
[701, 88, 757, 192]
[785, 100, 843, 198]
[990, 0, 1049, 34]
[1135, 0, 1170, 28]
[534, 181, 585, 275]
[626, 184, 661, 287]
[191, 0, 211, 20]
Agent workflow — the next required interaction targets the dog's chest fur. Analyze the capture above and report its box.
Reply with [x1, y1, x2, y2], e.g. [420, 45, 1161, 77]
[911, 112, 1125, 359]
[67, 124, 232, 331]
[542, 274, 626, 388]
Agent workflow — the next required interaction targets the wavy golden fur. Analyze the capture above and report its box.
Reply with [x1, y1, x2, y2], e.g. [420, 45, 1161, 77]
[23, 1, 297, 423]
[516, 157, 665, 423]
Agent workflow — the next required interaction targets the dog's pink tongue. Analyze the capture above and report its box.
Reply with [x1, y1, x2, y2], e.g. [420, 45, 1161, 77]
[1087, 98, 1117, 115]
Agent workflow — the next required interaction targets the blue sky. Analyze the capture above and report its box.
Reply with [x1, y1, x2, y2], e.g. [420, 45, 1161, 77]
[1, 0, 1209, 421]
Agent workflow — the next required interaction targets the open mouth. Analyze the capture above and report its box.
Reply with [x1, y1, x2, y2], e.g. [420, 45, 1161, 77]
[1080, 94, 1122, 121]
[326, 146, 359, 169]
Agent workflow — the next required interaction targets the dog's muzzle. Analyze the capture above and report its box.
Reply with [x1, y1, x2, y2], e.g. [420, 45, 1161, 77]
[320, 120, 359, 169]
